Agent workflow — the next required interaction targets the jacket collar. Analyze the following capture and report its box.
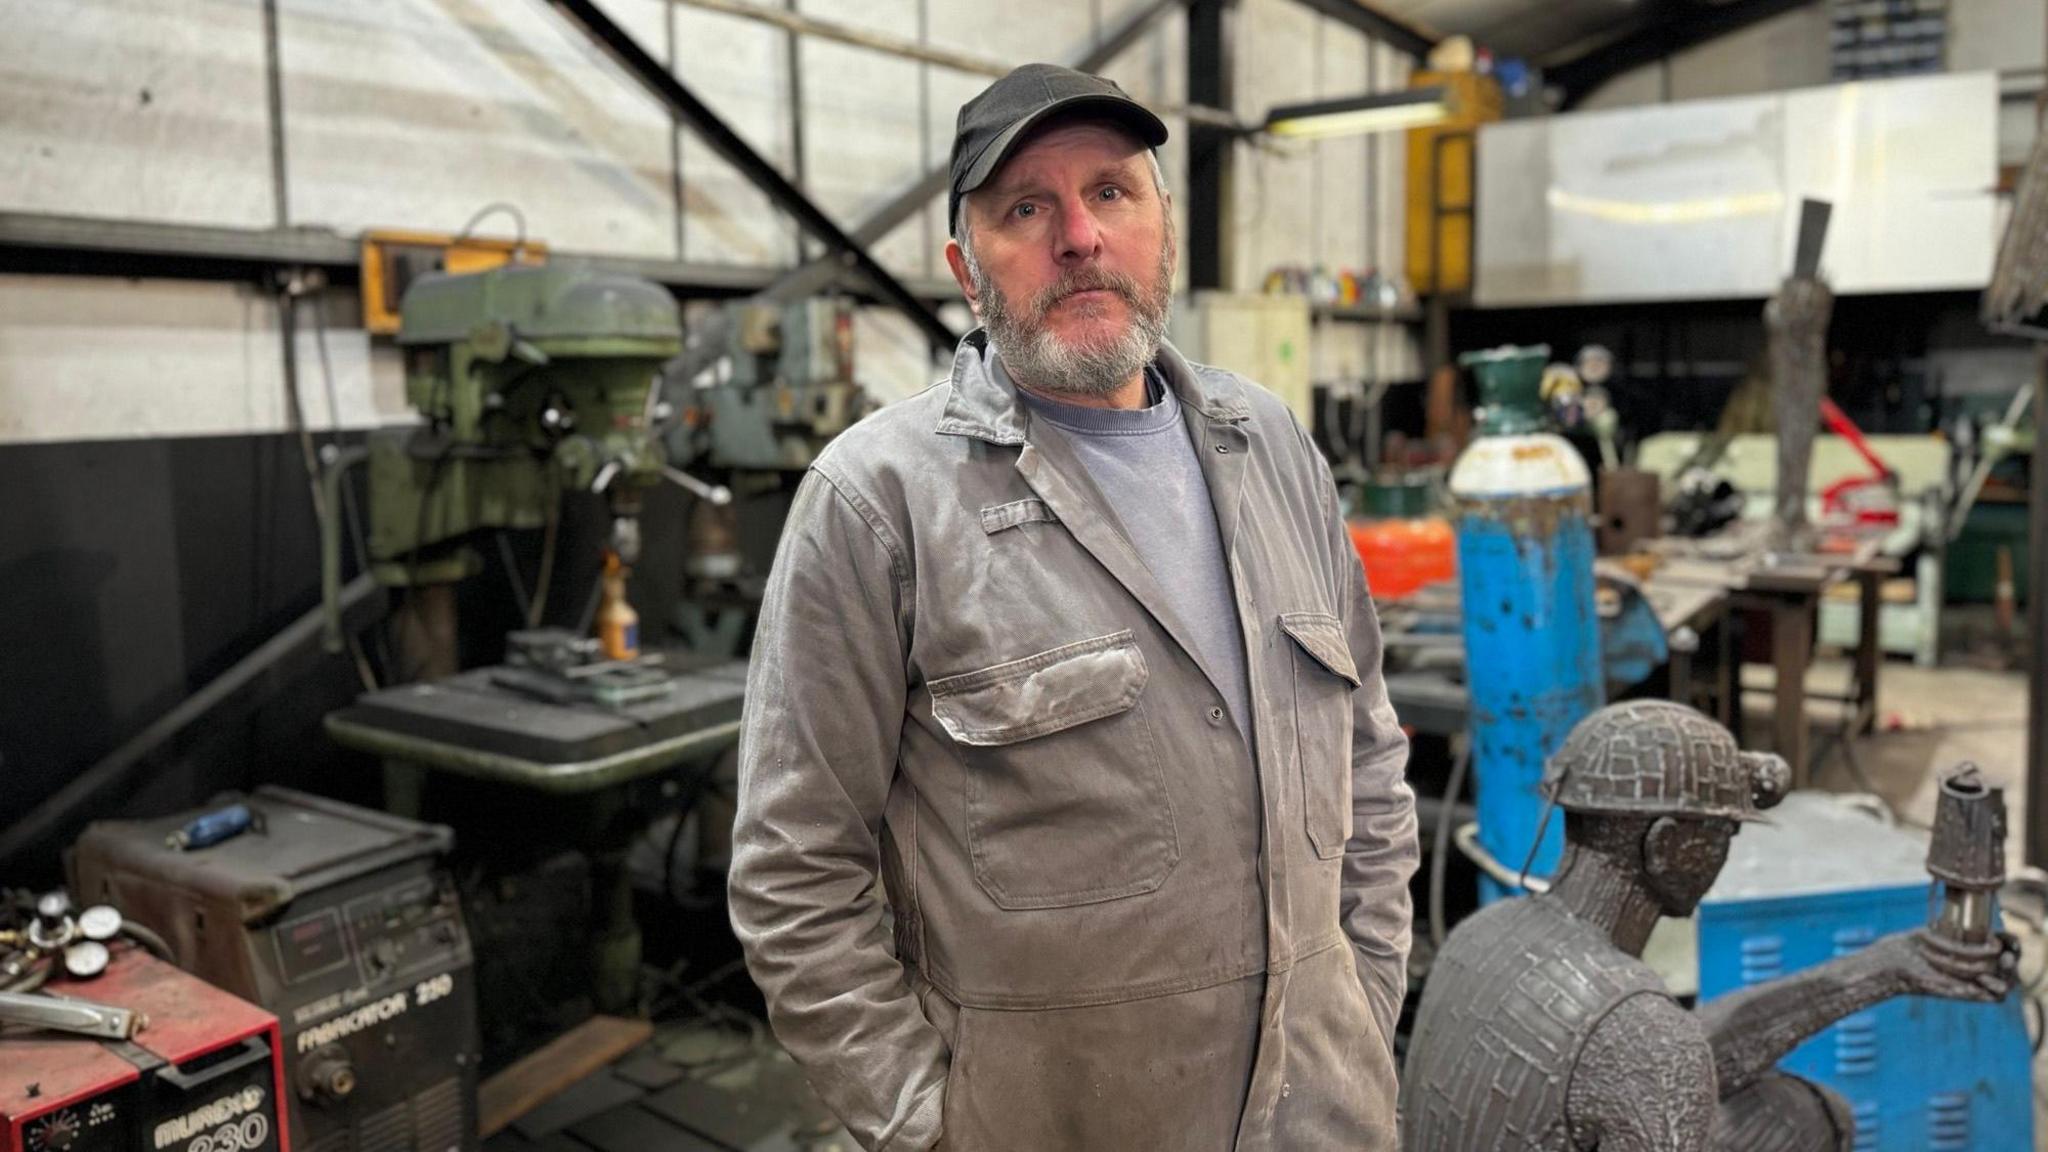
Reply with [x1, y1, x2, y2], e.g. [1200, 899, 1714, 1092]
[934, 328, 1252, 445]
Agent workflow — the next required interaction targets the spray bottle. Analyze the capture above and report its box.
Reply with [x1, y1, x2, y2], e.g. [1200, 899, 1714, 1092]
[597, 551, 640, 662]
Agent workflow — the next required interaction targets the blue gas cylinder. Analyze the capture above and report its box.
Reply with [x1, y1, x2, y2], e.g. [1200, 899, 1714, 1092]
[1451, 345, 1603, 902]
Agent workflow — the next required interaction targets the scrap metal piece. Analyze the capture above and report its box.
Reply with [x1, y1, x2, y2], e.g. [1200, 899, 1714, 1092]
[1791, 199, 1832, 281]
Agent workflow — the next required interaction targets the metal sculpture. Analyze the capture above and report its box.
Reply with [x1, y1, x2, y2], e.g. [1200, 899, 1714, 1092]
[1767, 200, 1835, 549]
[1401, 702, 2017, 1151]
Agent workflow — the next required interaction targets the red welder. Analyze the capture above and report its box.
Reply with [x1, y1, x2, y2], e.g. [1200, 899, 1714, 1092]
[0, 943, 288, 1152]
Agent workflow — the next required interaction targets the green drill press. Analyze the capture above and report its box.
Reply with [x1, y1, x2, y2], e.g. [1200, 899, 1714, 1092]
[321, 264, 751, 1022]
[322, 262, 682, 677]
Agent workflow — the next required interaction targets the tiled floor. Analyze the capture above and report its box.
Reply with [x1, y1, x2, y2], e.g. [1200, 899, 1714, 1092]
[481, 1019, 855, 1152]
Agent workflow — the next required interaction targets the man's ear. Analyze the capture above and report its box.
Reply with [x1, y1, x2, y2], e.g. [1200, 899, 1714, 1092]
[1641, 816, 1685, 880]
[944, 239, 980, 318]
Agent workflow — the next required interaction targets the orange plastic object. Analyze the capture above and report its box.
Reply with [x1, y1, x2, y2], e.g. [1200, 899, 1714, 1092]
[1350, 517, 1456, 599]
[598, 550, 641, 661]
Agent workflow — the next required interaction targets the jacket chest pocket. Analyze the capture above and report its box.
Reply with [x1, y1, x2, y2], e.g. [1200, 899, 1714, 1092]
[928, 630, 1180, 910]
[1280, 612, 1360, 859]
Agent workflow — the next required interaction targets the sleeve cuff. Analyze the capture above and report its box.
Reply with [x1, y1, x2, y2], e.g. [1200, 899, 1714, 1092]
[877, 1076, 946, 1152]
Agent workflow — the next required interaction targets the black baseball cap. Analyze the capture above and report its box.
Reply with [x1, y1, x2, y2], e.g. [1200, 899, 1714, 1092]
[948, 63, 1169, 236]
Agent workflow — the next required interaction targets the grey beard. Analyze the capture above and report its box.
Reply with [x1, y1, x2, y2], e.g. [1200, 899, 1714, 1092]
[969, 226, 1177, 399]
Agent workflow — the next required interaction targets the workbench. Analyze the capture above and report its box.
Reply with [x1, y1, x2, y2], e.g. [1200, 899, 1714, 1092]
[1380, 571, 1732, 738]
[325, 655, 749, 1014]
[1644, 526, 1897, 786]
[325, 658, 747, 800]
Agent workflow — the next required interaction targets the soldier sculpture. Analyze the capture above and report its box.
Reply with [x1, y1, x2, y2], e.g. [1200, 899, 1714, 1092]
[1401, 701, 2018, 1151]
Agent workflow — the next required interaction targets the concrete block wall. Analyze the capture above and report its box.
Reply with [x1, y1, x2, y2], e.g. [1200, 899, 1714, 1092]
[1, 0, 1422, 429]
[1229, 0, 1421, 385]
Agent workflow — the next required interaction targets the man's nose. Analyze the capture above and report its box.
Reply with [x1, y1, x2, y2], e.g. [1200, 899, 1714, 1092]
[1053, 197, 1104, 263]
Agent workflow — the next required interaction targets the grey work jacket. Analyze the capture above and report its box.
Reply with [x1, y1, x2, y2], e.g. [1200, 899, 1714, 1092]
[729, 332, 1417, 1152]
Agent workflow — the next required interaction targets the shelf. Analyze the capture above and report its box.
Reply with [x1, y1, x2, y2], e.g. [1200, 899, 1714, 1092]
[1311, 301, 1424, 324]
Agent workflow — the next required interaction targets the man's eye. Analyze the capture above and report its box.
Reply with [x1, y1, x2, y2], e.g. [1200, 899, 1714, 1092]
[1013, 202, 1036, 219]
[1099, 186, 1123, 201]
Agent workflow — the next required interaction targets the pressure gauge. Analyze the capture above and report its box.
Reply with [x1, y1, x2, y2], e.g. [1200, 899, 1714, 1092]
[63, 940, 110, 980]
[78, 906, 122, 943]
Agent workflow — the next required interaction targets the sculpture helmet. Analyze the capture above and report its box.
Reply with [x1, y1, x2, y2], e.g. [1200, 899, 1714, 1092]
[1540, 701, 1790, 823]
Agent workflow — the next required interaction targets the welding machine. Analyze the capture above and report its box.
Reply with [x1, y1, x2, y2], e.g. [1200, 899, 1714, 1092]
[70, 789, 479, 1152]
[0, 943, 287, 1152]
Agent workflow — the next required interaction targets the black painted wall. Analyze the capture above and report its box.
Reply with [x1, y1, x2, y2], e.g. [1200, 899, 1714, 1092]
[0, 428, 733, 887]
[0, 432, 371, 883]
[1448, 290, 2031, 446]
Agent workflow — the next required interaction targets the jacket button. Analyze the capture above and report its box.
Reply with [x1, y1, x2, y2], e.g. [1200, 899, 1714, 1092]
[1207, 706, 1225, 724]
[1214, 443, 1230, 453]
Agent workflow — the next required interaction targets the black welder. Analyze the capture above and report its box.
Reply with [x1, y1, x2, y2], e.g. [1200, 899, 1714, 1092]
[71, 789, 478, 1152]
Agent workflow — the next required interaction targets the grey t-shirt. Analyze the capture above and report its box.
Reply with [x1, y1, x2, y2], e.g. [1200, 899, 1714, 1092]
[1011, 363, 1252, 738]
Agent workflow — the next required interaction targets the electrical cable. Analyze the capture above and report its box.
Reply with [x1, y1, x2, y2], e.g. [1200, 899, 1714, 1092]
[575, 575, 606, 637]
[277, 287, 332, 531]
[1452, 822, 1551, 895]
[273, 287, 378, 691]
[1427, 737, 1471, 951]
[495, 532, 533, 623]
[273, 282, 385, 698]
[455, 202, 528, 248]
[660, 758, 728, 909]
[1808, 702, 1928, 830]
[395, 371, 456, 681]
[307, 289, 382, 690]
[119, 921, 174, 963]
[528, 476, 562, 630]
[662, 806, 691, 910]
[1997, 868, 2048, 1054]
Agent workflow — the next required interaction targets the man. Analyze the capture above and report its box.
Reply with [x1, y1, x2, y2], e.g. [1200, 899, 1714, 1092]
[729, 63, 1416, 1151]
[1401, 701, 2017, 1152]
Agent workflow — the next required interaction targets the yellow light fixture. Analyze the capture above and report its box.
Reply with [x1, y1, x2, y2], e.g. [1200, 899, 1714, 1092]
[1261, 85, 1453, 140]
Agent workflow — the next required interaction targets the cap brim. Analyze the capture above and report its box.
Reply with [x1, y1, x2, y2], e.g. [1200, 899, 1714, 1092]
[1545, 796, 1775, 824]
[958, 94, 1170, 203]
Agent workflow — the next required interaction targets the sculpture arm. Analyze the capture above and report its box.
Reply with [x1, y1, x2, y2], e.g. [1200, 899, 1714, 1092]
[1565, 994, 1716, 1152]
[1694, 944, 1902, 1097]
[1698, 927, 2013, 1097]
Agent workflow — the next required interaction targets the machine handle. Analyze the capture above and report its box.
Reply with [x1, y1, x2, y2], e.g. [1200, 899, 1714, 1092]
[0, 990, 142, 1039]
[156, 1035, 273, 1092]
[661, 465, 732, 506]
[1817, 397, 1894, 482]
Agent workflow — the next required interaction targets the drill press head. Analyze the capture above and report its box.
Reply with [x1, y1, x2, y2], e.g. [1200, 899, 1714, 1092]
[368, 263, 683, 585]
